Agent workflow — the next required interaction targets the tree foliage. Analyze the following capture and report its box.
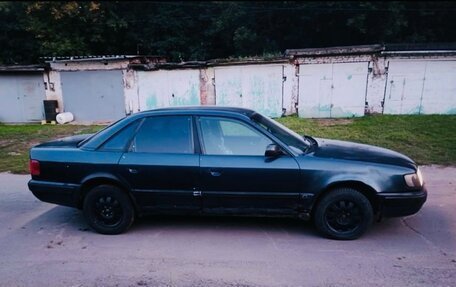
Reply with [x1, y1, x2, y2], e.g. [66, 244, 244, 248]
[1, 1, 455, 64]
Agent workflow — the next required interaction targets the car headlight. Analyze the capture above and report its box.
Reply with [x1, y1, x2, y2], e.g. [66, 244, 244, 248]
[404, 168, 424, 188]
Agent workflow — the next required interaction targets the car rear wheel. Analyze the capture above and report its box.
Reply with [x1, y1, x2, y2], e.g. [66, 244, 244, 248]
[83, 185, 134, 235]
[314, 188, 373, 240]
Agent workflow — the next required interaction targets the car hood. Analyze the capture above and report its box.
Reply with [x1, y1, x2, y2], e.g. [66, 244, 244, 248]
[311, 138, 416, 169]
[35, 134, 94, 148]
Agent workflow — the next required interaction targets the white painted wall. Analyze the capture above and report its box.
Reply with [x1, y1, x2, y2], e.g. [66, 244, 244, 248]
[200, 68, 216, 105]
[123, 69, 139, 114]
[43, 70, 64, 112]
[283, 64, 297, 114]
[50, 60, 130, 72]
[365, 57, 388, 114]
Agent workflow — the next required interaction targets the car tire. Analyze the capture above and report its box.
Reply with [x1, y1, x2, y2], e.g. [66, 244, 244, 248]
[314, 188, 373, 240]
[83, 185, 135, 235]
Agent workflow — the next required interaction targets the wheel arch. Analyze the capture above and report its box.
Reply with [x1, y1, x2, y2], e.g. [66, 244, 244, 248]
[311, 180, 380, 216]
[78, 174, 140, 214]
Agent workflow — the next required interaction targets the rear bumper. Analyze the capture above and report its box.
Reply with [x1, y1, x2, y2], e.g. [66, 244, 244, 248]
[28, 180, 80, 208]
[377, 186, 427, 217]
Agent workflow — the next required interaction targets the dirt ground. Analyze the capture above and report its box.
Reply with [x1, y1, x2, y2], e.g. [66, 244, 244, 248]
[0, 165, 455, 286]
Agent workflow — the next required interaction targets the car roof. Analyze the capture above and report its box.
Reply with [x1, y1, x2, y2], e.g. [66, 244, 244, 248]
[135, 106, 256, 117]
[81, 106, 258, 150]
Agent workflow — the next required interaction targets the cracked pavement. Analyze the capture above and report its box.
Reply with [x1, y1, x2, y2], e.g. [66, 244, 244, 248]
[0, 165, 455, 286]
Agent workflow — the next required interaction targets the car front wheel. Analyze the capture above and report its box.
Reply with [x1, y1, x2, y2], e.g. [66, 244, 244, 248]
[314, 188, 373, 240]
[83, 185, 135, 235]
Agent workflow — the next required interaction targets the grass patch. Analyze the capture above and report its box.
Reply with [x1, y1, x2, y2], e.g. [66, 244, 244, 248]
[0, 124, 104, 174]
[277, 114, 456, 165]
[0, 115, 454, 174]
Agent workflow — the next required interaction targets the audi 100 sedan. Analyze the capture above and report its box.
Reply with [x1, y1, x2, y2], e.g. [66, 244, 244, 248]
[28, 107, 427, 240]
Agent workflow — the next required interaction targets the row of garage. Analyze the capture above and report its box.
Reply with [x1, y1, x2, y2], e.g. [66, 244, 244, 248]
[1, 46, 455, 123]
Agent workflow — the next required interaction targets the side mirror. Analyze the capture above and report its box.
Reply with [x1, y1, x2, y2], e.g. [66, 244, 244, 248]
[265, 144, 284, 157]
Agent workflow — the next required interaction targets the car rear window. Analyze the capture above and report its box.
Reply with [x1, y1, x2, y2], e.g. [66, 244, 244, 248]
[99, 120, 141, 151]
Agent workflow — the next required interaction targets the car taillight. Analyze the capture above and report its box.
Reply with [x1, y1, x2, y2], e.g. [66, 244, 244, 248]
[29, 159, 40, 176]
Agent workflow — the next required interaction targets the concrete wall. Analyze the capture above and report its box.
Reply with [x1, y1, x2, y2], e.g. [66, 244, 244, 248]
[43, 70, 63, 113]
[365, 56, 388, 114]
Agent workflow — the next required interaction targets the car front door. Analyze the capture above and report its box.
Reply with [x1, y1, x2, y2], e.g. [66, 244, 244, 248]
[197, 116, 301, 215]
[118, 115, 201, 212]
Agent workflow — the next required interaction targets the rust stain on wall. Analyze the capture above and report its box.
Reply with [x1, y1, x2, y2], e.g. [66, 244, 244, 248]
[199, 69, 208, 105]
[123, 69, 135, 89]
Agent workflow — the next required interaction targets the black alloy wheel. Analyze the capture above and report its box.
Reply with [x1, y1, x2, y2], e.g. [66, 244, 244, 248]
[93, 195, 123, 227]
[325, 199, 363, 233]
[83, 185, 134, 235]
[314, 188, 373, 240]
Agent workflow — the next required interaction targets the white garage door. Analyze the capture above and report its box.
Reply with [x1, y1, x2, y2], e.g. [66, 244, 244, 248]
[0, 74, 44, 122]
[138, 69, 200, 111]
[61, 70, 125, 122]
[214, 65, 284, 118]
[383, 61, 426, 114]
[384, 60, 456, 115]
[298, 62, 368, 118]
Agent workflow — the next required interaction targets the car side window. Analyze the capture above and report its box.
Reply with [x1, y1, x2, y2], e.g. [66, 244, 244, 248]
[99, 120, 141, 151]
[199, 117, 272, 156]
[130, 116, 193, 154]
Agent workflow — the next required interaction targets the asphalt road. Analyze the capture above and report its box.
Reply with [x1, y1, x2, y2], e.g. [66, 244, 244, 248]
[0, 166, 455, 287]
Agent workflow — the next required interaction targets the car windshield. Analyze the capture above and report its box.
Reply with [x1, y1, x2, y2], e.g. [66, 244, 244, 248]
[251, 113, 311, 154]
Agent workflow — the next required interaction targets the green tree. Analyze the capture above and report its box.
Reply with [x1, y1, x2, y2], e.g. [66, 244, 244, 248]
[1, 1, 456, 64]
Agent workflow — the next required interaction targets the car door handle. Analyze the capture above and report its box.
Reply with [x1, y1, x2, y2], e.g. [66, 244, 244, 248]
[128, 168, 138, 174]
[209, 170, 221, 177]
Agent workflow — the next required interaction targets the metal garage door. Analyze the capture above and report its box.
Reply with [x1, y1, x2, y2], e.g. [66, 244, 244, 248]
[214, 65, 284, 118]
[61, 70, 125, 122]
[137, 69, 201, 110]
[298, 62, 368, 118]
[421, 61, 456, 114]
[0, 74, 44, 122]
[384, 60, 456, 115]
[383, 61, 425, 114]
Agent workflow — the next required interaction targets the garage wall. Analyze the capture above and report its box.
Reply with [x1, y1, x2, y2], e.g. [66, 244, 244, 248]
[365, 57, 388, 114]
[36, 53, 455, 123]
[298, 62, 368, 118]
[0, 73, 44, 122]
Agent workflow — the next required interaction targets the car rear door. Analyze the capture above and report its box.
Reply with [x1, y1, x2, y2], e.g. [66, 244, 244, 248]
[118, 115, 201, 212]
[196, 116, 301, 215]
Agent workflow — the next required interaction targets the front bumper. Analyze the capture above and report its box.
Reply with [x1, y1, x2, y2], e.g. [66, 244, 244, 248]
[377, 186, 427, 217]
[28, 180, 80, 208]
